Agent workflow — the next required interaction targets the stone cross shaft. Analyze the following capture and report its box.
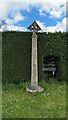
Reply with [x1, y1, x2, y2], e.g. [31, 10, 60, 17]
[31, 32, 38, 87]
[26, 21, 44, 92]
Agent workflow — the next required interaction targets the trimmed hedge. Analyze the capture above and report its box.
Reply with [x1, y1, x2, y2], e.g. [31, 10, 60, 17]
[2, 31, 66, 84]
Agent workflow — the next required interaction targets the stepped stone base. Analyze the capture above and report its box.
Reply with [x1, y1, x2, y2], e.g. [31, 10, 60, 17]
[26, 85, 44, 93]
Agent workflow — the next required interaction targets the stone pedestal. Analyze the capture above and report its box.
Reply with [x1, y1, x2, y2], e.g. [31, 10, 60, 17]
[26, 32, 44, 93]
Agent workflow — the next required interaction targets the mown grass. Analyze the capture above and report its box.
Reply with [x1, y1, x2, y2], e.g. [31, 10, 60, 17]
[0, 84, 2, 119]
[2, 79, 66, 118]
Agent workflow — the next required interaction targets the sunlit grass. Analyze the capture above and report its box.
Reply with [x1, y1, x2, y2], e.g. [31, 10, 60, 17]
[2, 80, 66, 118]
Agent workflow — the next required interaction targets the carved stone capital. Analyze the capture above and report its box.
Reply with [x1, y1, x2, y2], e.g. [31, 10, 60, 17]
[32, 32, 38, 38]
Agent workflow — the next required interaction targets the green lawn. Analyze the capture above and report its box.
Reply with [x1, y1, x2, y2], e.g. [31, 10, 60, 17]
[2, 80, 66, 118]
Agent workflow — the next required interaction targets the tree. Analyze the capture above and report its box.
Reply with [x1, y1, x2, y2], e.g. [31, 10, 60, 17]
[0, 20, 7, 31]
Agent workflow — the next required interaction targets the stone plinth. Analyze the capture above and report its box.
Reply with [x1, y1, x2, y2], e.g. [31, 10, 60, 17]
[26, 85, 44, 93]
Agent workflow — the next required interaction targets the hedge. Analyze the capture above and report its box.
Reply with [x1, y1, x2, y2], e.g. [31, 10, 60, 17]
[2, 31, 66, 84]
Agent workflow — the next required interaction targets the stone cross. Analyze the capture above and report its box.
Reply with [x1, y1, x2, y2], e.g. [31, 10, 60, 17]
[26, 21, 44, 93]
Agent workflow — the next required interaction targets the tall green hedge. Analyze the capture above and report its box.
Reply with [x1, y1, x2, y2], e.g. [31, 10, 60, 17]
[2, 31, 66, 84]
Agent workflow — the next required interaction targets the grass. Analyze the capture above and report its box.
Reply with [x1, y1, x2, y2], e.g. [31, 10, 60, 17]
[0, 84, 2, 119]
[2, 79, 66, 118]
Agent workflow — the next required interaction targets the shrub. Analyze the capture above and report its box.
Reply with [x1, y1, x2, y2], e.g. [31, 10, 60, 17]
[2, 31, 66, 84]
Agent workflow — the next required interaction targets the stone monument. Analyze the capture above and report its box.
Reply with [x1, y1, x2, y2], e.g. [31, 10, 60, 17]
[26, 21, 44, 93]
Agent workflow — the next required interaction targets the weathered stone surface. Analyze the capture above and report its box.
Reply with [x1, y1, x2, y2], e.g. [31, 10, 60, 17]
[27, 22, 44, 93]
[26, 86, 44, 93]
[31, 32, 38, 87]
